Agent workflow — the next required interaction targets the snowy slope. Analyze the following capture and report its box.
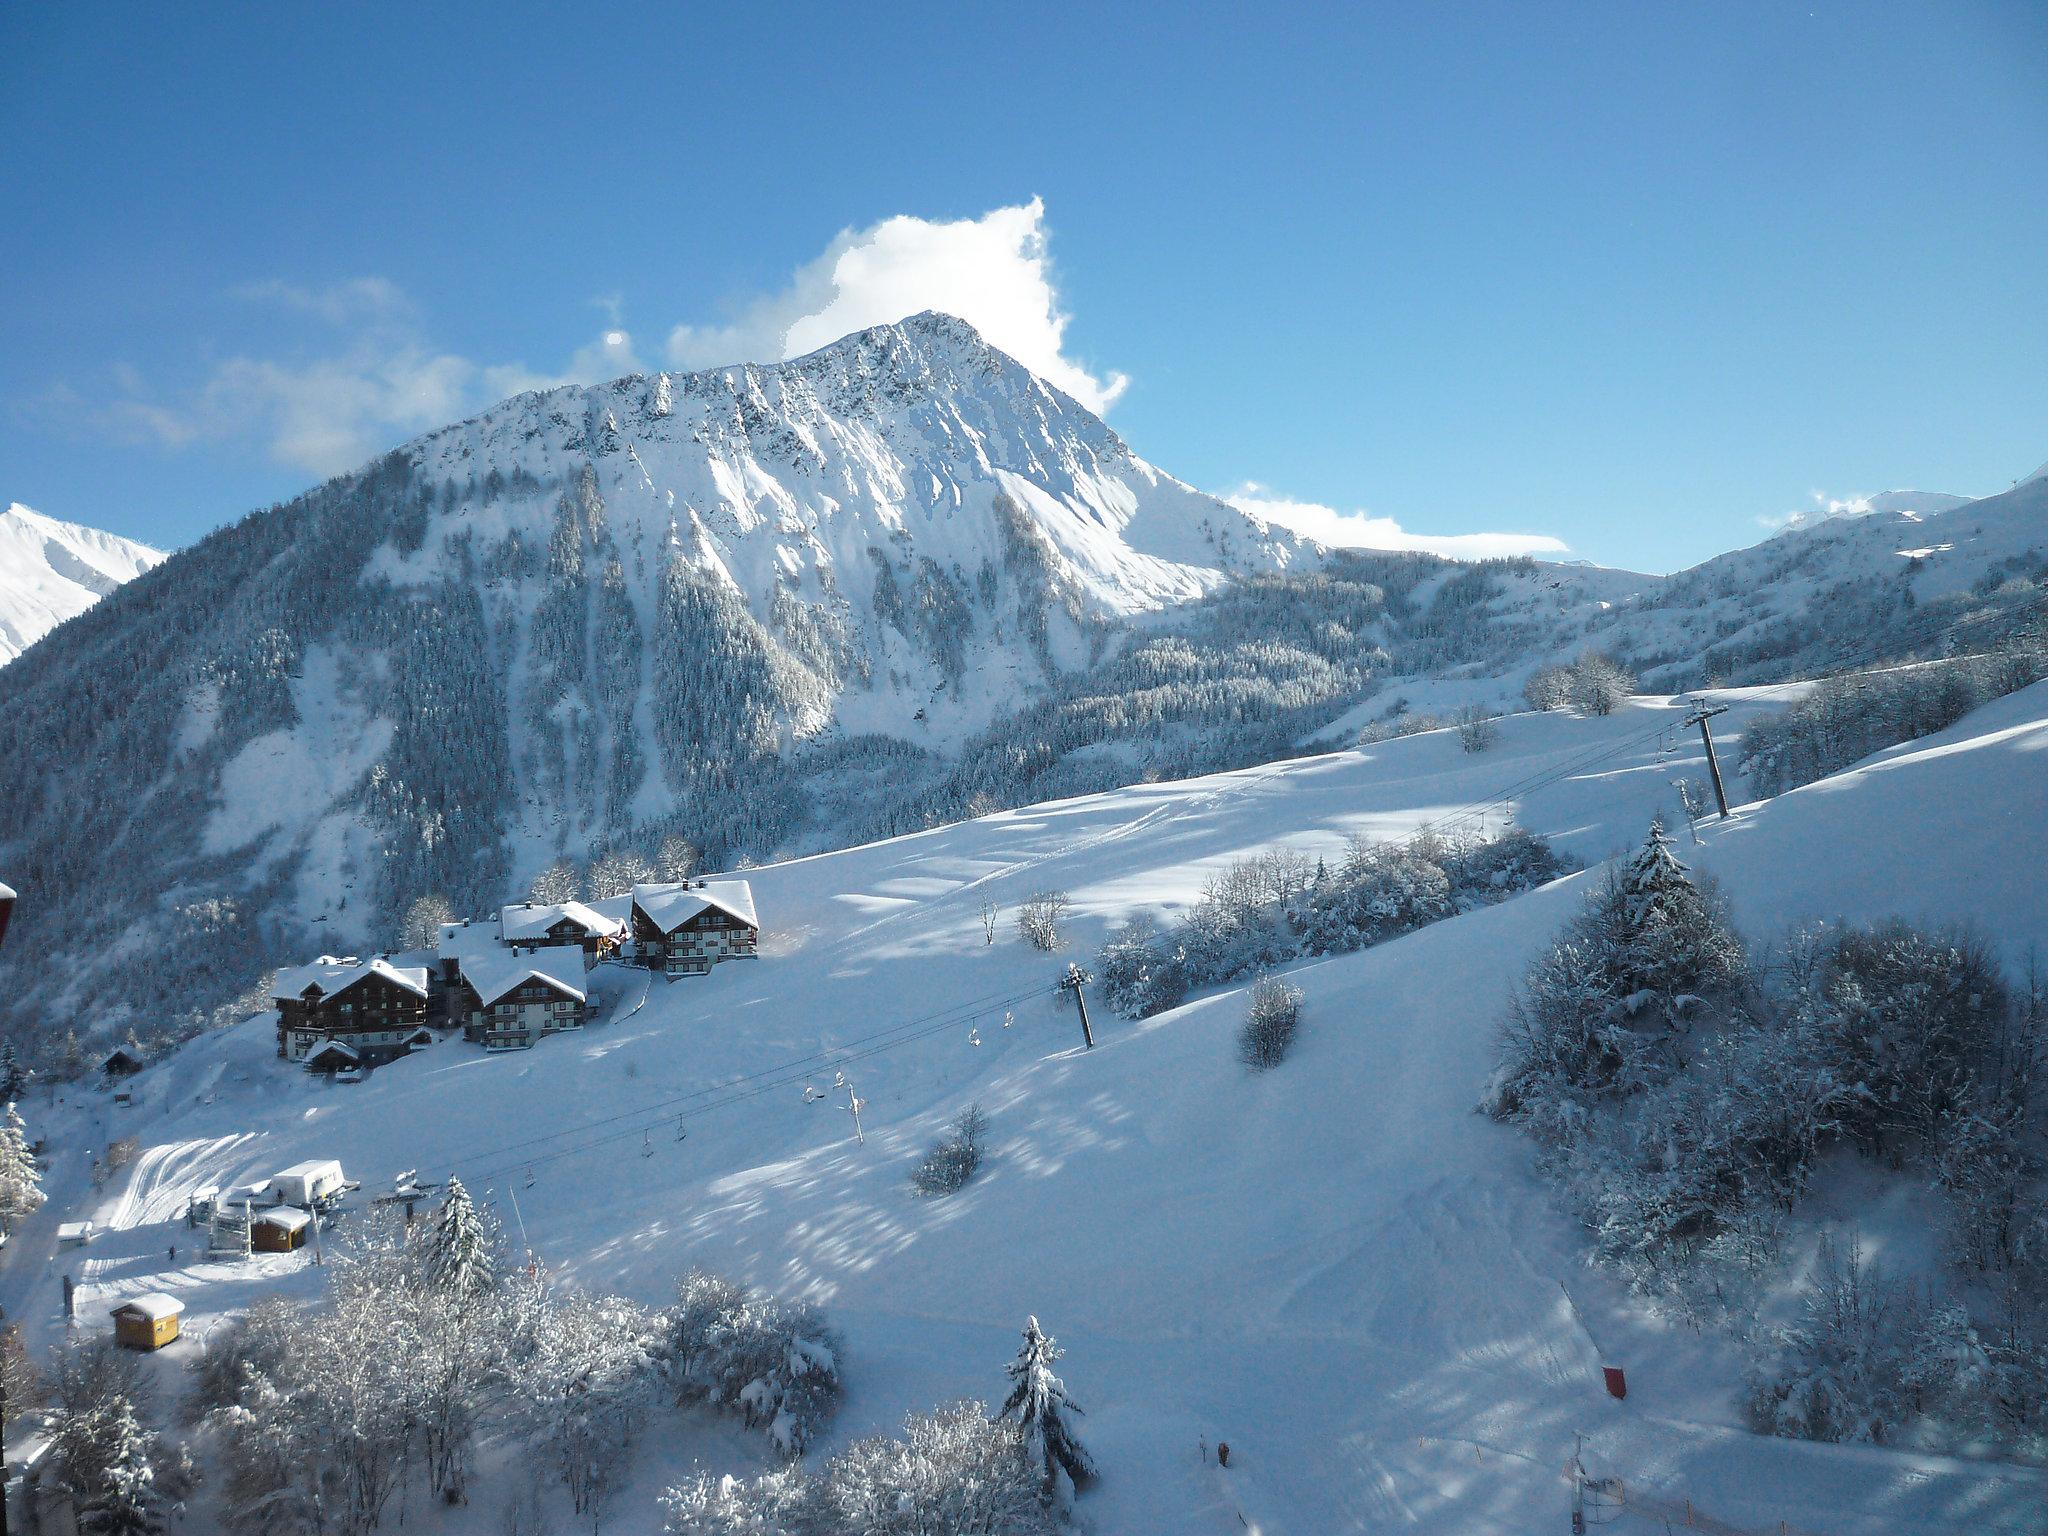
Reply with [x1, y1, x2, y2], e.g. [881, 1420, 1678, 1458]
[24, 683, 2047, 1534]
[0, 502, 163, 664]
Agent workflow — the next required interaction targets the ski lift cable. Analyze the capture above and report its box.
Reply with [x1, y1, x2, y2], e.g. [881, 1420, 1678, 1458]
[467, 975, 1049, 1164]
[454, 982, 1053, 1186]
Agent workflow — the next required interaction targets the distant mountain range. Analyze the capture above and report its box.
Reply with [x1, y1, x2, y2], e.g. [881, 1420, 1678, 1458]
[0, 313, 2040, 1055]
[0, 502, 163, 665]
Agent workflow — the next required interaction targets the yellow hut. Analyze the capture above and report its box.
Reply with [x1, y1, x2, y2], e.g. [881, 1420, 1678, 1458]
[110, 1293, 184, 1351]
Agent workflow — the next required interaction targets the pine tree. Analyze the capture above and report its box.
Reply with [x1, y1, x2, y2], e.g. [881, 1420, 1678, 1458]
[1597, 819, 1748, 1030]
[0, 1042, 29, 1102]
[0, 1102, 45, 1227]
[81, 1396, 163, 1536]
[424, 1176, 496, 1298]
[999, 1316, 1095, 1498]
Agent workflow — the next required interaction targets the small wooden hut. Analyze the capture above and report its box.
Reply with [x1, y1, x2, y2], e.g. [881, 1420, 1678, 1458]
[251, 1206, 313, 1253]
[110, 1293, 184, 1351]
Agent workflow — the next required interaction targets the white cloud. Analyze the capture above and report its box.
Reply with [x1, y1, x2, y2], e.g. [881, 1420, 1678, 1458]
[89, 279, 632, 478]
[1219, 482, 1570, 561]
[74, 204, 1122, 479]
[665, 198, 1127, 414]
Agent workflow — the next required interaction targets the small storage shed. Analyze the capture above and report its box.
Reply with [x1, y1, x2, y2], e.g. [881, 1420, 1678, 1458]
[251, 1206, 313, 1253]
[56, 1219, 95, 1246]
[271, 1159, 348, 1207]
[111, 1293, 184, 1351]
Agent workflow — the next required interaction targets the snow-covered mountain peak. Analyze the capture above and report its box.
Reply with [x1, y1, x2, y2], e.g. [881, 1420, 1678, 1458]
[0, 502, 164, 665]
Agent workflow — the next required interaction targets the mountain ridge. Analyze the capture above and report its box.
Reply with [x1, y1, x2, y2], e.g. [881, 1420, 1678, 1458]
[0, 501, 164, 665]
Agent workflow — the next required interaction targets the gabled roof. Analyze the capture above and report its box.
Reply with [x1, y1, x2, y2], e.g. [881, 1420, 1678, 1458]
[499, 900, 625, 943]
[303, 1040, 361, 1067]
[111, 1293, 184, 1322]
[273, 956, 430, 1005]
[630, 878, 758, 935]
[460, 947, 589, 1007]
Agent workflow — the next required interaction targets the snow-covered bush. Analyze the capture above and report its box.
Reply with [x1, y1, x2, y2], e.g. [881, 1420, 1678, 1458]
[1794, 920, 2008, 1160]
[1240, 974, 1303, 1071]
[1456, 706, 1498, 752]
[1740, 637, 2048, 798]
[1301, 837, 1452, 955]
[910, 1103, 990, 1197]
[1095, 913, 1187, 1019]
[664, 1269, 843, 1457]
[662, 1403, 1060, 1536]
[1746, 1233, 1969, 1446]
[1524, 651, 1636, 715]
[509, 1284, 660, 1522]
[1017, 891, 1072, 952]
[1094, 825, 1567, 1021]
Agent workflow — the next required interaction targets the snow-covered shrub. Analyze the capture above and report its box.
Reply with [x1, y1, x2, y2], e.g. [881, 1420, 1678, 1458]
[1741, 638, 2048, 798]
[1017, 891, 1072, 952]
[1456, 706, 1498, 752]
[664, 1269, 843, 1458]
[1240, 974, 1303, 1071]
[663, 1402, 1060, 1536]
[1300, 837, 1452, 955]
[911, 1103, 990, 1197]
[1794, 920, 2008, 1160]
[1523, 664, 1574, 712]
[509, 1284, 660, 1521]
[1568, 651, 1635, 715]
[1095, 913, 1187, 1019]
[1441, 826, 1573, 902]
[1746, 1233, 1969, 1446]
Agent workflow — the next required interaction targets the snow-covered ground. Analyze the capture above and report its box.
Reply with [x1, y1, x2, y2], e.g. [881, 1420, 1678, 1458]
[13, 683, 2048, 1533]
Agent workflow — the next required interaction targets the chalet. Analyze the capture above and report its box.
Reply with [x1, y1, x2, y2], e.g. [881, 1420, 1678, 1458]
[498, 900, 626, 963]
[630, 878, 759, 977]
[0, 878, 13, 948]
[110, 1293, 184, 1351]
[455, 949, 590, 1050]
[100, 1044, 145, 1078]
[273, 956, 431, 1066]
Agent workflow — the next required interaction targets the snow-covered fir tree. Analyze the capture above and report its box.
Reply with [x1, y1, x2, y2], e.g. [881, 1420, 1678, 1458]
[423, 1176, 497, 1298]
[0, 1101, 45, 1227]
[0, 1043, 29, 1102]
[81, 1395, 164, 1536]
[999, 1316, 1095, 1498]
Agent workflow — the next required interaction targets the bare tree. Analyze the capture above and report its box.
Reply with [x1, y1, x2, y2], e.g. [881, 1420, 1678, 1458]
[1017, 892, 1071, 953]
[528, 858, 583, 906]
[400, 892, 457, 951]
[979, 900, 1001, 946]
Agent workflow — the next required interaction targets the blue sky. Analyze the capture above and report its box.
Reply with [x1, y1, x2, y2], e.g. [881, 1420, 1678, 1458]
[3, 1, 2043, 571]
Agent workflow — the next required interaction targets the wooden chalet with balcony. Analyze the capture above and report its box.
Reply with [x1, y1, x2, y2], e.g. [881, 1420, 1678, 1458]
[454, 949, 590, 1050]
[498, 899, 626, 962]
[629, 878, 759, 977]
[274, 956, 433, 1066]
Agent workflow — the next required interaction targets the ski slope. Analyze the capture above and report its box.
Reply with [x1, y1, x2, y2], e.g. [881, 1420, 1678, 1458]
[22, 684, 2048, 1534]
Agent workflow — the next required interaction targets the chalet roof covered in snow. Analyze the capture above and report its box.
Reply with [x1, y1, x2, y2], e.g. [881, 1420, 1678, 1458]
[110, 1293, 185, 1322]
[0, 881, 13, 899]
[499, 900, 626, 943]
[252, 1207, 313, 1234]
[437, 920, 502, 965]
[273, 955, 430, 1003]
[460, 948, 588, 1007]
[631, 878, 758, 934]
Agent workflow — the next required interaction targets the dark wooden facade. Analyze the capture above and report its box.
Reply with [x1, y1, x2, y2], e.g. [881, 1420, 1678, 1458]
[277, 972, 430, 1064]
